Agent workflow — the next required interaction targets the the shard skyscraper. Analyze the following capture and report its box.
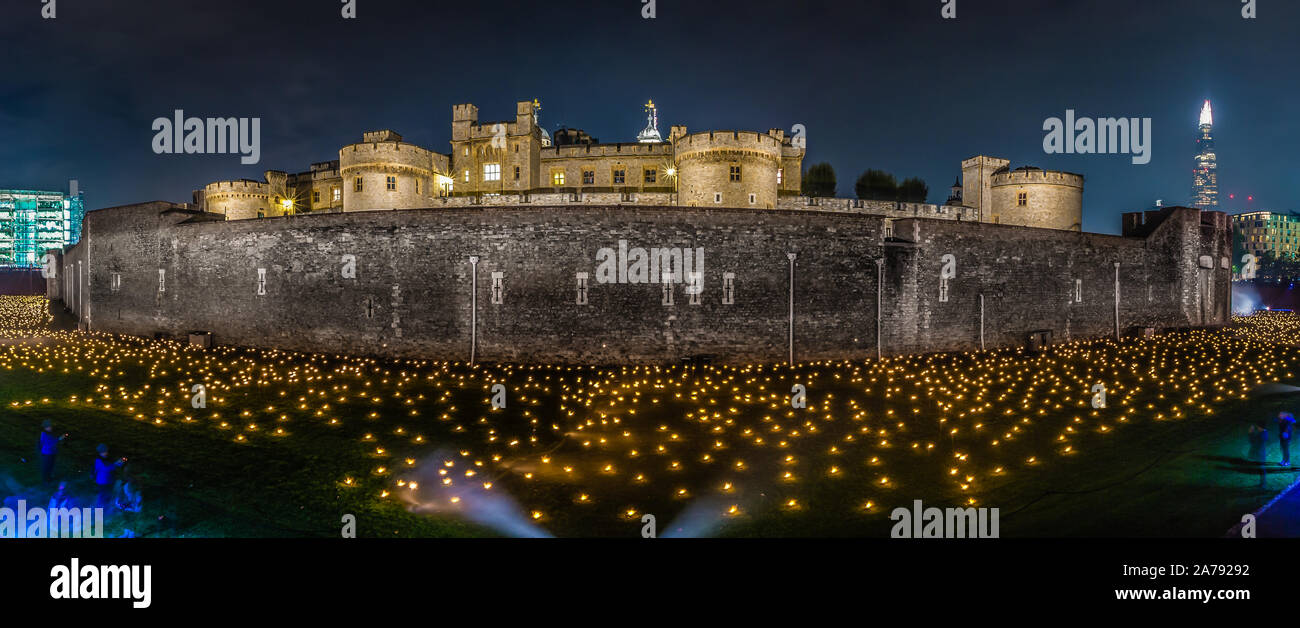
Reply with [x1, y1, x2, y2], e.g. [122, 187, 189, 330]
[1192, 100, 1218, 209]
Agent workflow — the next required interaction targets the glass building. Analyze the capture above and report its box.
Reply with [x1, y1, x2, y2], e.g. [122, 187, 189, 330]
[1233, 210, 1300, 260]
[0, 181, 85, 268]
[1192, 100, 1218, 209]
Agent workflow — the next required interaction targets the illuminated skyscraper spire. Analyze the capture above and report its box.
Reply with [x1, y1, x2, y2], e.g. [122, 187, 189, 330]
[1192, 99, 1218, 208]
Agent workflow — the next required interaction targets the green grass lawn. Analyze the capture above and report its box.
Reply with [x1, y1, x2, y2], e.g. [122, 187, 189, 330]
[2, 296, 1298, 538]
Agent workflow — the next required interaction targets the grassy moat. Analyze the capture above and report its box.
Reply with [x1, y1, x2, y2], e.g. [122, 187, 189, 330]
[1, 295, 1297, 538]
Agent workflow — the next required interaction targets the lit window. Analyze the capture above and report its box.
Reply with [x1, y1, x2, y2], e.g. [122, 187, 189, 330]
[484, 163, 501, 181]
[552, 170, 565, 186]
[463, 170, 470, 183]
[386, 176, 397, 191]
[730, 165, 742, 182]
[332, 188, 341, 203]
[777, 169, 784, 185]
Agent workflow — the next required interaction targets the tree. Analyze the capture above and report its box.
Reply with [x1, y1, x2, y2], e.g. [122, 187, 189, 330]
[855, 169, 897, 201]
[1231, 228, 1246, 275]
[1256, 251, 1300, 283]
[802, 163, 837, 197]
[897, 177, 929, 204]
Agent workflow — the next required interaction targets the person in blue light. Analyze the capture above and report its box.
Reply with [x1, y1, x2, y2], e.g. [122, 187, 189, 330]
[38, 420, 67, 483]
[48, 481, 74, 511]
[116, 473, 143, 513]
[93, 444, 126, 509]
[1277, 412, 1296, 467]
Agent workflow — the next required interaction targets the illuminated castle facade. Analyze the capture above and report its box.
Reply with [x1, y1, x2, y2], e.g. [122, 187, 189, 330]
[193, 99, 1084, 232]
[195, 100, 807, 219]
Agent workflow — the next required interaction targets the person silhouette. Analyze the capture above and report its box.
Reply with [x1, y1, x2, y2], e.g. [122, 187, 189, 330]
[1278, 412, 1296, 467]
[38, 420, 68, 483]
[92, 444, 126, 509]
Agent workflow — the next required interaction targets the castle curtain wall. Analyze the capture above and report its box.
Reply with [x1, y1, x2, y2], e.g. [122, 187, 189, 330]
[52, 204, 1229, 364]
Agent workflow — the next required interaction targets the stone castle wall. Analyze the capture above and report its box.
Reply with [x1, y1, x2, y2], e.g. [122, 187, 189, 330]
[52, 203, 1230, 364]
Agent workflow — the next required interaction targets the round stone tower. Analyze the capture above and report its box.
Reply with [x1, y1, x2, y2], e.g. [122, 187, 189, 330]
[674, 130, 783, 209]
[989, 166, 1084, 231]
[202, 179, 273, 220]
[339, 130, 435, 212]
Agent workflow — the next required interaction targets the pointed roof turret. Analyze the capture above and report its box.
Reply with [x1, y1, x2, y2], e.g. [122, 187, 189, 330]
[637, 100, 663, 143]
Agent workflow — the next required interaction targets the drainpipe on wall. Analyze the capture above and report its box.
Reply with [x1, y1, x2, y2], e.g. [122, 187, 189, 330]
[1113, 262, 1121, 340]
[469, 256, 479, 364]
[875, 258, 884, 360]
[787, 252, 796, 365]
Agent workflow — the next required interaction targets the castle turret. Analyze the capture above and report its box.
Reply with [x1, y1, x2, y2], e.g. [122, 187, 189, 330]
[945, 177, 962, 206]
[675, 130, 784, 208]
[339, 130, 436, 211]
[202, 179, 273, 220]
[449, 101, 543, 195]
[531, 99, 551, 148]
[636, 100, 663, 143]
[777, 128, 805, 195]
[988, 165, 1084, 231]
[960, 155, 1010, 216]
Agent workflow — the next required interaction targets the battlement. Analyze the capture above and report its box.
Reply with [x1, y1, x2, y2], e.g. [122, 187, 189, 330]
[465, 121, 523, 140]
[677, 130, 784, 152]
[675, 131, 784, 169]
[204, 179, 271, 194]
[540, 142, 674, 159]
[362, 130, 403, 143]
[1122, 206, 1227, 238]
[340, 139, 435, 171]
[962, 155, 1010, 170]
[991, 166, 1084, 188]
[452, 104, 479, 122]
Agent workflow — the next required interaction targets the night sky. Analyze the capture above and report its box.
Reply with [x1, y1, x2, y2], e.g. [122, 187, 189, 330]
[1, 0, 1295, 234]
